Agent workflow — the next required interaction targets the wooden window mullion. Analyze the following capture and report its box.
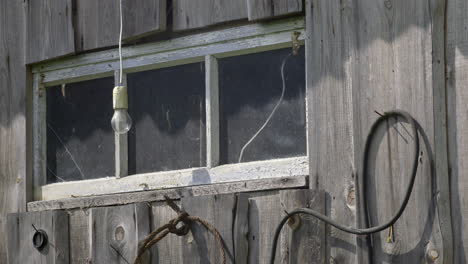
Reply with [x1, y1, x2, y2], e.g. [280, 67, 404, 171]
[205, 55, 220, 168]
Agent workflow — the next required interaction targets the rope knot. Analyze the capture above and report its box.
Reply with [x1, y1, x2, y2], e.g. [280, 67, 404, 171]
[134, 196, 227, 264]
[167, 211, 190, 236]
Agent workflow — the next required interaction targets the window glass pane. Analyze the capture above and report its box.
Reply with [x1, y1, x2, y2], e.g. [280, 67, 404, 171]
[127, 62, 206, 174]
[219, 47, 306, 164]
[46, 77, 115, 183]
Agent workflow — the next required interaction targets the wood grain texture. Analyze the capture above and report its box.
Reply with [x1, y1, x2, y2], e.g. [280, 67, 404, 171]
[75, 0, 166, 51]
[306, 0, 449, 263]
[279, 190, 325, 264]
[233, 194, 249, 264]
[446, 0, 468, 262]
[247, 191, 282, 263]
[39, 156, 308, 200]
[151, 201, 184, 264]
[89, 203, 150, 264]
[25, 0, 74, 64]
[246, 0, 302, 21]
[0, 0, 27, 263]
[0, 217, 6, 262]
[172, 0, 247, 31]
[29, 175, 308, 211]
[206, 55, 220, 168]
[7, 211, 69, 264]
[69, 209, 90, 264]
[181, 194, 236, 264]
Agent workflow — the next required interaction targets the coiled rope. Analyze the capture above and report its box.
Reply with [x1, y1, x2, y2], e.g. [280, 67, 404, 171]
[134, 196, 226, 264]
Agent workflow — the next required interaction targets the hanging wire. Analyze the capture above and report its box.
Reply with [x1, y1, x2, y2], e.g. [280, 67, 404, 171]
[238, 53, 292, 163]
[118, 0, 123, 85]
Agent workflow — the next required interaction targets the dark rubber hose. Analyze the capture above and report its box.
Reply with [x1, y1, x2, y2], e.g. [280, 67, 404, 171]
[269, 110, 420, 264]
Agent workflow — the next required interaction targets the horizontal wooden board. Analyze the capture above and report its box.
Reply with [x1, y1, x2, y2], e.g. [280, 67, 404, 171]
[75, 0, 166, 51]
[28, 175, 308, 211]
[25, 0, 74, 64]
[38, 156, 308, 200]
[33, 17, 304, 74]
[172, 0, 247, 31]
[247, 0, 303, 21]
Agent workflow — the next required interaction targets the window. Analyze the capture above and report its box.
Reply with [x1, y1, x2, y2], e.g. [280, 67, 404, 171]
[219, 48, 306, 164]
[32, 17, 308, 200]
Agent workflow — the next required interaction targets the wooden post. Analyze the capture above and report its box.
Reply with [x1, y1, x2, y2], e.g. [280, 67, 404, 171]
[33, 74, 46, 200]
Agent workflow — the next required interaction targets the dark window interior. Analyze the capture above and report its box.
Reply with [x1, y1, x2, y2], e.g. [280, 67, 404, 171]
[46, 77, 115, 183]
[219, 47, 306, 164]
[127, 62, 206, 174]
[45, 48, 304, 183]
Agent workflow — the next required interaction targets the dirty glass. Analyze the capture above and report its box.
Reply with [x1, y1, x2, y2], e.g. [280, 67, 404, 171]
[219, 47, 306, 164]
[127, 62, 206, 174]
[46, 77, 115, 183]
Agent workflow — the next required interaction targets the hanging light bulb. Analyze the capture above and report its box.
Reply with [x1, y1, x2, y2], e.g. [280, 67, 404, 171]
[111, 85, 132, 134]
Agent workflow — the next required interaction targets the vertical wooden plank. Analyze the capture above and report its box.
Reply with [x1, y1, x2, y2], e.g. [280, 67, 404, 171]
[247, 191, 282, 264]
[173, 0, 247, 31]
[114, 71, 129, 178]
[246, 0, 302, 21]
[446, 0, 468, 262]
[75, 0, 167, 52]
[306, 0, 448, 263]
[33, 74, 46, 200]
[0, 217, 6, 261]
[25, 0, 74, 64]
[7, 211, 69, 264]
[89, 203, 150, 264]
[181, 194, 236, 264]
[233, 194, 249, 263]
[69, 209, 90, 264]
[206, 55, 220, 168]
[279, 190, 325, 264]
[352, 0, 446, 263]
[430, 0, 453, 262]
[306, 0, 359, 262]
[0, 0, 27, 262]
[151, 201, 184, 263]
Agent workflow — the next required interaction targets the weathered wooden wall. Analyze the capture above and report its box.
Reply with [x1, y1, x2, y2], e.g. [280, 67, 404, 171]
[22, 0, 302, 63]
[0, 0, 27, 263]
[3, 0, 468, 262]
[8, 189, 325, 263]
[446, 0, 468, 262]
[307, 0, 452, 263]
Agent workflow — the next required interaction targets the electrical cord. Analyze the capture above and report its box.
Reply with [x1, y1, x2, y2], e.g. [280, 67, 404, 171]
[269, 110, 420, 264]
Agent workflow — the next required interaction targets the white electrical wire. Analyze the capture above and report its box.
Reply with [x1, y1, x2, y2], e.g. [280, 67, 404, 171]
[119, 0, 123, 85]
[238, 53, 292, 163]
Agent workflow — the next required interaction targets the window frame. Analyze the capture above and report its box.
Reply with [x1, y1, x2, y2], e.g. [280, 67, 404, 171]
[32, 17, 307, 201]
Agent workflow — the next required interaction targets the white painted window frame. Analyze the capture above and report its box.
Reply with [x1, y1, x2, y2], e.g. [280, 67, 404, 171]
[32, 17, 307, 201]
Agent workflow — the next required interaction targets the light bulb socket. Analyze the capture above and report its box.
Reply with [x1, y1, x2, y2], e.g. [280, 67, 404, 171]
[113, 85, 128, 109]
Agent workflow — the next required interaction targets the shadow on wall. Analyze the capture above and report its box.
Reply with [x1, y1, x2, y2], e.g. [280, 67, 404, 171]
[1, 0, 468, 261]
[307, 0, 468, 263]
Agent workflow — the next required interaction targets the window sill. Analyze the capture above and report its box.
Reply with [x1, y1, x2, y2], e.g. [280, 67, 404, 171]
[33, 156, 308, 204]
